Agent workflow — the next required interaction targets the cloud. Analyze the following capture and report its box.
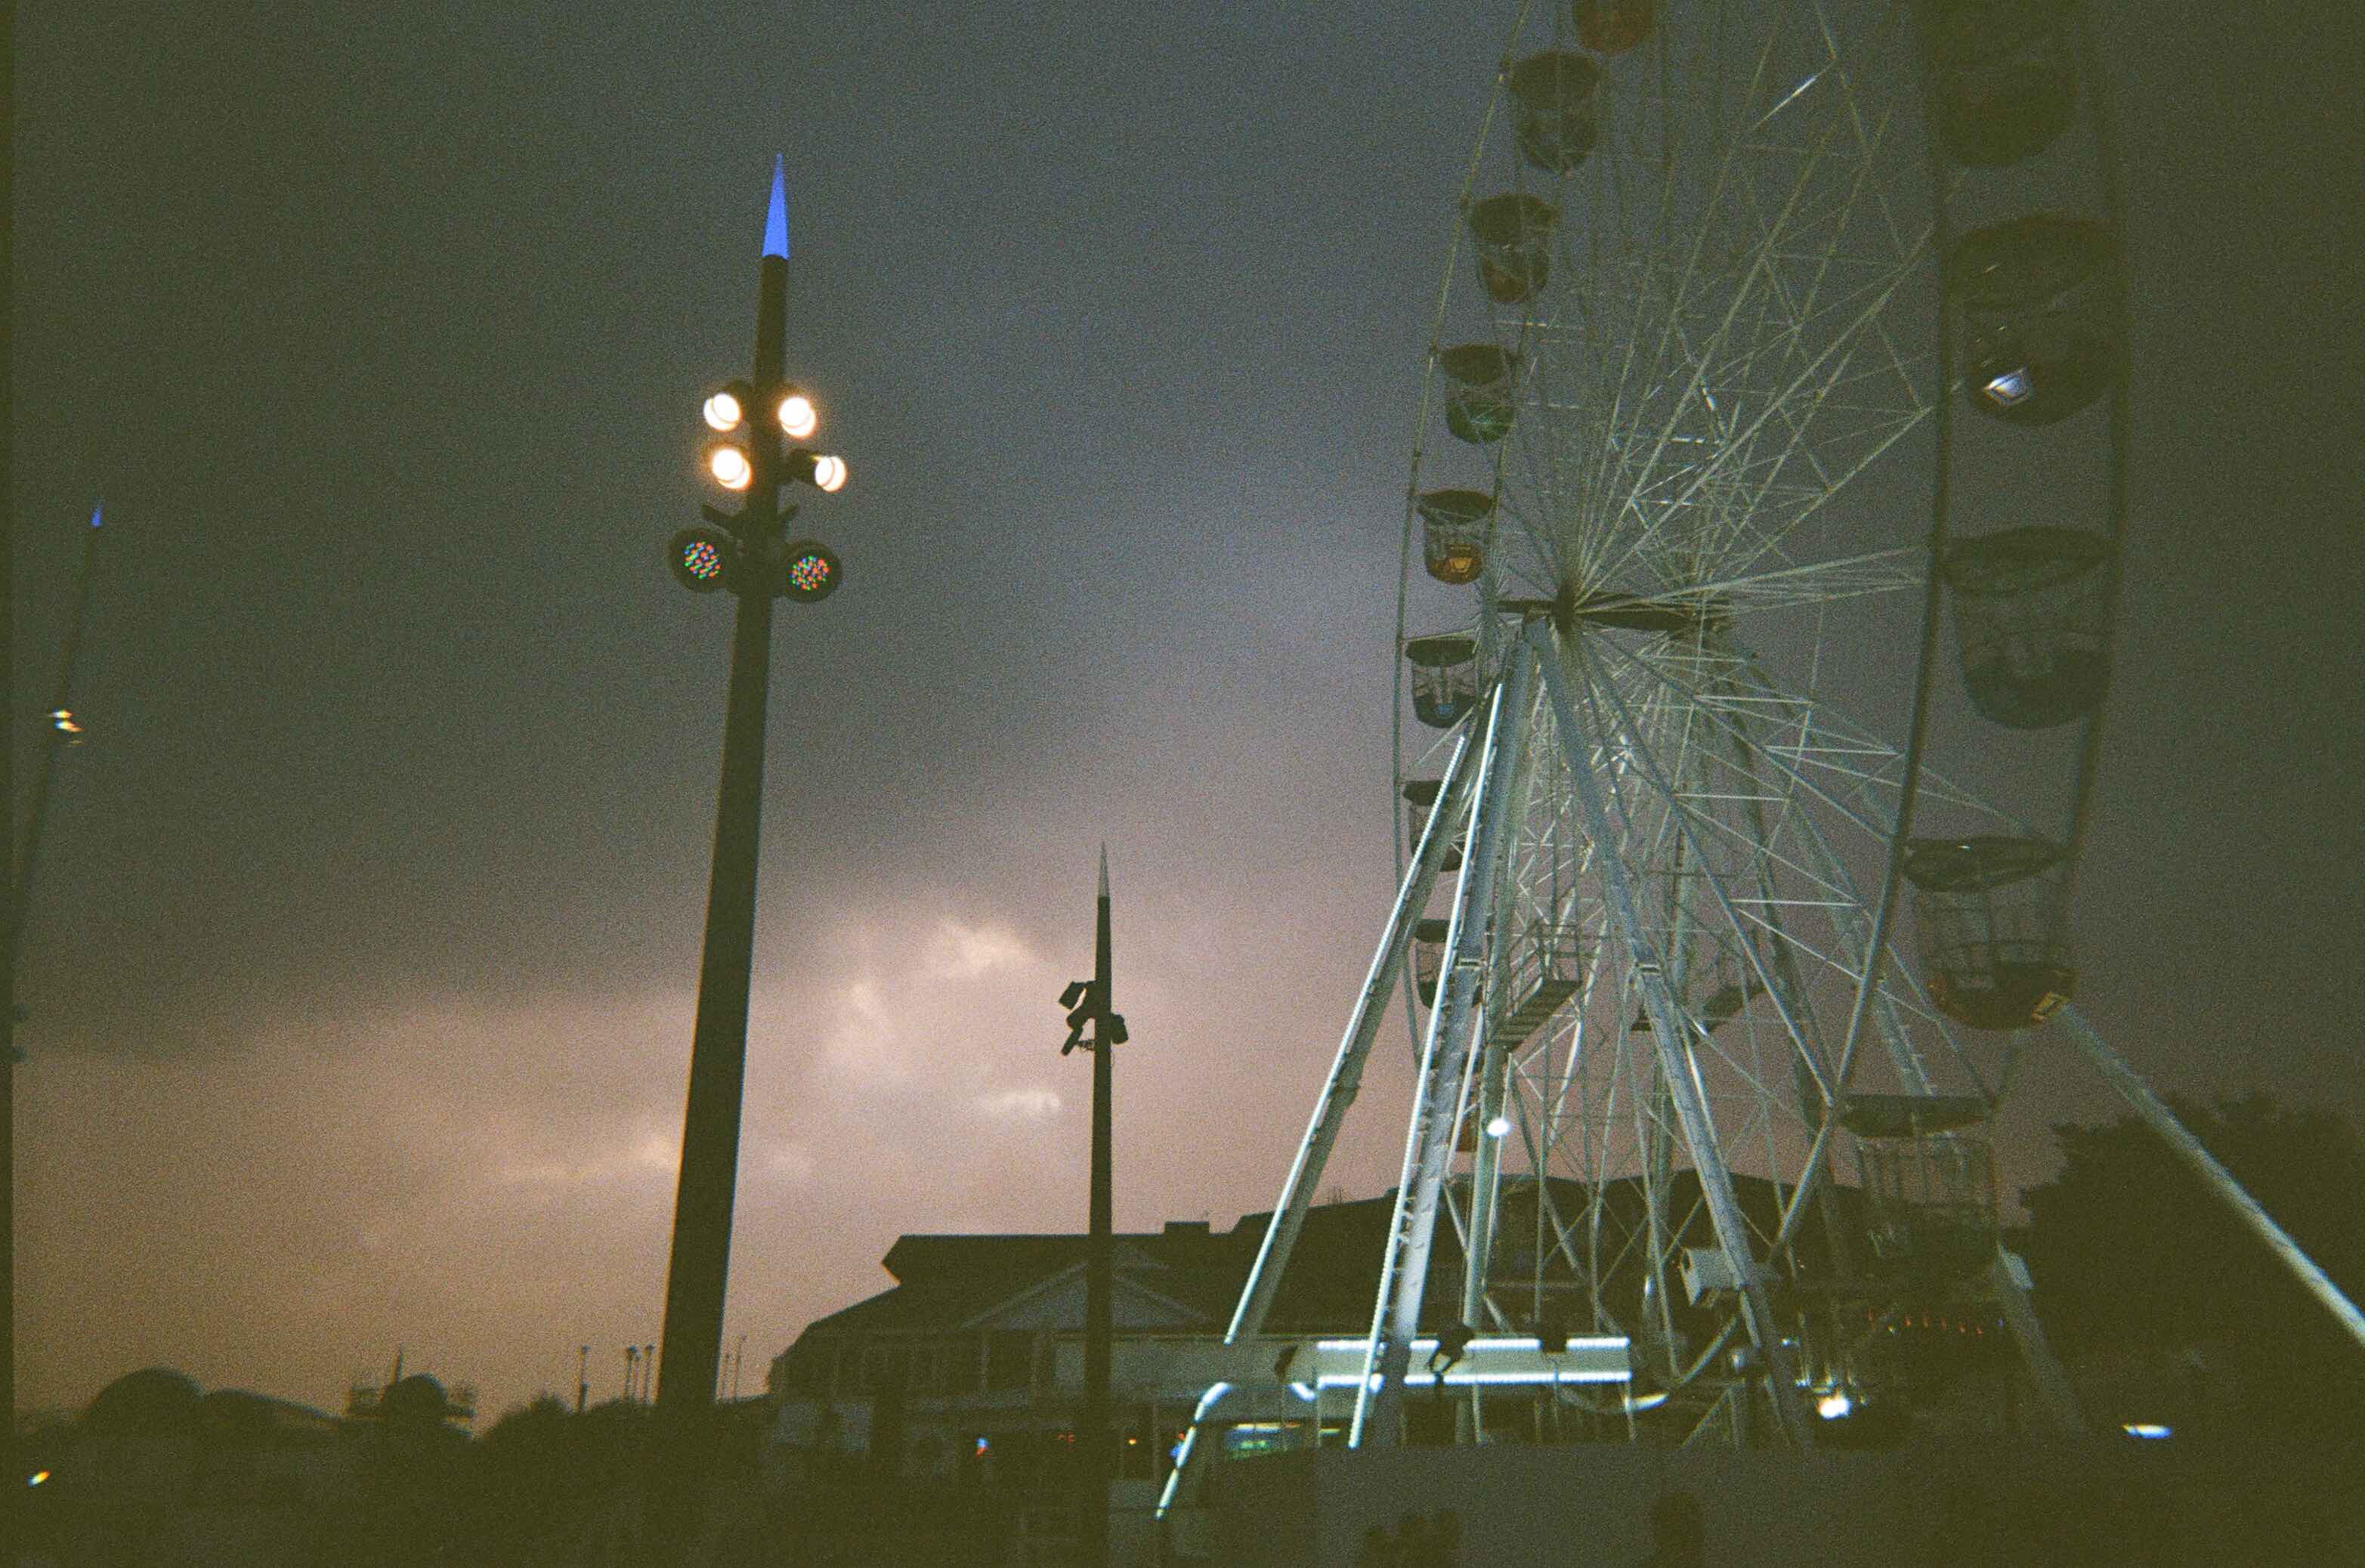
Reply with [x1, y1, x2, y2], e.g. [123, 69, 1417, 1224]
[820, 976, 898, 1075]
[924, 918, 1035, 981]
[761, 1143, 818, 1183]
[977, 1087, 1062, 1121]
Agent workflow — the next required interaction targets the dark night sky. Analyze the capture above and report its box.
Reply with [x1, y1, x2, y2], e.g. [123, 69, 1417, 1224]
[11, 3, 2361, 1422]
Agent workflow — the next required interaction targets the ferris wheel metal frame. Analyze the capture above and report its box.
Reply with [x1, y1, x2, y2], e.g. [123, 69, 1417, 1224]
[1170, 0, 2365, 1484]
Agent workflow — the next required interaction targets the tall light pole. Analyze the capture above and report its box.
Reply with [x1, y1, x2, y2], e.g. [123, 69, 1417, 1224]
[644, 156, 849, 1558]
[6, 502, 104, 1511]
[1058, 849, 1126, 1568]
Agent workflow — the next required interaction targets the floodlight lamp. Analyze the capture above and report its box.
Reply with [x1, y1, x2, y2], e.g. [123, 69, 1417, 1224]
[811, 453, 848, 493]
[1485, 1115, 1511, 1139]
[709, 444, 753, 490]
[778, 392, 818, 440]
[703, 391, 745, 432]
[781, 538, 842, 603]
[669, 527, 734, 594]
[1816, 1390, 1853, 1420]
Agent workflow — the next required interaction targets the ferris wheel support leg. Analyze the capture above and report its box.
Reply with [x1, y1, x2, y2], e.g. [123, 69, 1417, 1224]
[1457, 731, 1542, 1430]
[1987, 1249, 2086, 1437]
[1356, 652, 1535, 1450]
[1221, 724, 1482, 1347]
[2059, 1004, 2365, 1358]
[1532, 624, 1816, 1447]
[1461, 1038, 1513, 1329]
[1456, 1035, 1514, 1446]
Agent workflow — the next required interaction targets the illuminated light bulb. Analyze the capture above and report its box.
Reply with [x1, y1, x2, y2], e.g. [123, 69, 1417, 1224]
[778, 393, 818, 439]
[811, 453, 848, 493]
[1982, 368, 2033, 407]
[1816, 1390, 1852, 1420]
[1485, 1115, 1510, 1139]
[709, 446, 753, 490]
[702, 391, 744, 431]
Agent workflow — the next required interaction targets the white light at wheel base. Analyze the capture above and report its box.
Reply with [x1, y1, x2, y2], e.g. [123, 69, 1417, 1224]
[709, 445, 753, 490]
[1816, 1390, 1853, 1419]
[811, 453, 848, 493]
[778, 393, 818, 439]
[1485, 1115, 1510, 1138]
[702, 391, 744, 431]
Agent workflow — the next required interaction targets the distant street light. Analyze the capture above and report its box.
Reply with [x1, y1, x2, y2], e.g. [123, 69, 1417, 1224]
[641, 156, 853, 1563]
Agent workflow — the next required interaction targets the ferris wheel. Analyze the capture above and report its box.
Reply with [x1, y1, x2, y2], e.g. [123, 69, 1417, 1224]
[1199, 0, 2365, 1458]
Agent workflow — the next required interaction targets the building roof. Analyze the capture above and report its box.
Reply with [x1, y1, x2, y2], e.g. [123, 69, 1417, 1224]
[808, 1229, 1240, 1335]
[789, 1176, 1849, 1349]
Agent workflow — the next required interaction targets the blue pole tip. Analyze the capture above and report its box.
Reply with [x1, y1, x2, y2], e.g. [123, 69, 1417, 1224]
[762, 155, 790, 260]
[89, 503, 104, 528]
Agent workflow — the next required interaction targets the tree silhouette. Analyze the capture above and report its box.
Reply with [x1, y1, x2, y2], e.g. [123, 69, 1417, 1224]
[2020, 1092, 2365, 1430]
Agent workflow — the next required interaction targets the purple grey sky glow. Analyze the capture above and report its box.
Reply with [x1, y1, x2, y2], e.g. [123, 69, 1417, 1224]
[11, 2, 2360, 1425]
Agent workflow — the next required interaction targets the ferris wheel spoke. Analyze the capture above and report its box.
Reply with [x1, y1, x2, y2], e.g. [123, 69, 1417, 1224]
[1643, 221, 1929, 574]
[1584, 654, 1842, 1128]
[1583, 47, 1804, 575]
[1606, 639, 1895, 840]
[1588, 30, 1907, 583]
[1801, 0, 1923, 255]
[1540, 630, 1819, 1434]
[1587, 634, 2016, 1121]
[1595, 248, 1926, 590]
[1718, 655, 2009, 1103]
[1607, 636, 2020, 846]
[1711, 327, 1934, 577]
[1646, 544, 1927, 616]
